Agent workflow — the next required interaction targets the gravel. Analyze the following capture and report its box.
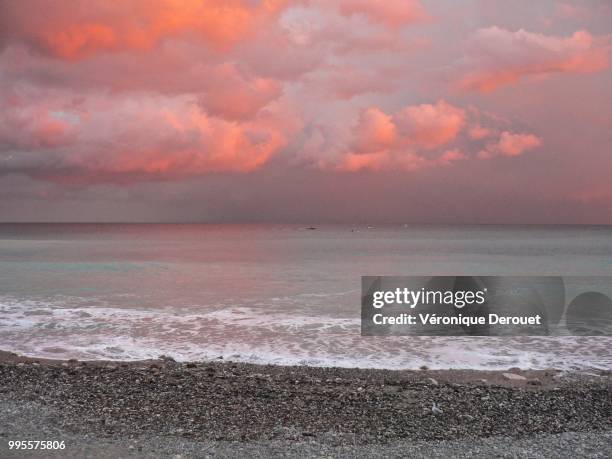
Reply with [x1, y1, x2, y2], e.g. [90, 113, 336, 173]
[0, 353, 609, 458]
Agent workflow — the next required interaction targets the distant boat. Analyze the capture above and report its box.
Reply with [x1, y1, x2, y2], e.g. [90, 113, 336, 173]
[305, 226, 317, 230]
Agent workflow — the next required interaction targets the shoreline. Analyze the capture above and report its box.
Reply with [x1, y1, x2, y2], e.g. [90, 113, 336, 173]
[1, 350, 610, 457]
[1, 349, 609, 388]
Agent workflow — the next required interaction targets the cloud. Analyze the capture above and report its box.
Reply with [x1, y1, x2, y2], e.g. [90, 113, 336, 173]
[0, 89, 298, 183]
[336, 100, 468, 171]
[0, 2, 572, 195]
[0, 0, 289, 60]
[351, 107, 397, 153]
[437, 149, 467, 166]
[468, 125, 493, 140]
[459, 27, 609, 92]
[336, 146, 466, 172]
[351, 100, 466, 155]
[0, 1, 438, 183]
[337, 0, 428, 27]
[496, 131, 542, 156]
[198, 63, 282, 120]
[394, 100, 466, 149]
[478, 131, 542, 159]
[331, 102, 542, 171]
[0, 108, 73, 150]
[338, 151, 426, 172]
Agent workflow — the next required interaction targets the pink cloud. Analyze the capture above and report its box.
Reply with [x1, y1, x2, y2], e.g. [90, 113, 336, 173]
[468, 125, 493, 140]
[336, 146, 466, 173]
[0, 89, 298, 183]
[497, 131, 542, 156]
[338, 151, 426, 172]
[0, 0, 289, 60]
[351, 107, 397, 153]
[459, 27, 609, 92]
[437, 149, 467, 166]
[198, 63, 282, 120]
[0, 97, 75, 150]
[394, 100, 466, 149]
[0, 2, 577, 190]
[350, 100, 466, 155]
[338, 0, 428, 27]
[336, 101, 467, 171]
[478, 131, 542, 159]
[333, 102, 542, 171]
[338, 152, 387, 172]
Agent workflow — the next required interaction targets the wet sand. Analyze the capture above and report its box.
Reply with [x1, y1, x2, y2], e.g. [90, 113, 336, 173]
[0, 351, 610, 458]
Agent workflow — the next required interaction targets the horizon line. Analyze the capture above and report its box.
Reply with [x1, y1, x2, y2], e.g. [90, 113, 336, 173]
[0, 221, 611, 228]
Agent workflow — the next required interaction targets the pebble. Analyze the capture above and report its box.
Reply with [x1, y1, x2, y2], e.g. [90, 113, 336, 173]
[502, 372, 527, 381]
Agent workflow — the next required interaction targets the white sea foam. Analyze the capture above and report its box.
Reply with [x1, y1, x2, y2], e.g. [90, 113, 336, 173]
[1, 295, 610, 370]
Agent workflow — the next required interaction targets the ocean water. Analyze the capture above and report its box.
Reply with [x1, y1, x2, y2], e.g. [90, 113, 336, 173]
[0, 223, 610, 370]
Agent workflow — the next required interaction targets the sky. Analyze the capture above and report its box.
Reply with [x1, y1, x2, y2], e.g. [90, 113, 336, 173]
[0, 0, 611, 224]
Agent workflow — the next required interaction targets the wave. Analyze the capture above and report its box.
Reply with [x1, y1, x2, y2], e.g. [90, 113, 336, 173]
[0, 295, 610, 370]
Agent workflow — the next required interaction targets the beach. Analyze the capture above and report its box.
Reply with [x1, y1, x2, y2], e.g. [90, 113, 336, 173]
[0, 351, 610, 458]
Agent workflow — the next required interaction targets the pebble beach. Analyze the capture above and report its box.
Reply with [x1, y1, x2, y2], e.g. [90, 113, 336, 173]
[0, 351, 610, 458]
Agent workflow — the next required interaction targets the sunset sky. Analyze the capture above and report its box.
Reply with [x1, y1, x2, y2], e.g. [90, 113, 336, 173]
[0, 0, 610, 223]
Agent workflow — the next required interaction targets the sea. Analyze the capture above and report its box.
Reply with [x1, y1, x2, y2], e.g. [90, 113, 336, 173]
[0, 223, 610, 370]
